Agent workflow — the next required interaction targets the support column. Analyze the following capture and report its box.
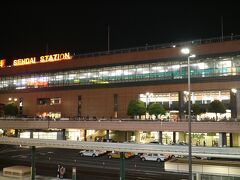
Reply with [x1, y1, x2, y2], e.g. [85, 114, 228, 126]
[230, 133, 233, 147]
[230, 90, 237, 119]
[218, 132, 227, 147]
[135, 131, 140, 143]
[14, 129, 19, 137]
[125, 131, 128, 142]
[173, 132, 176, 144]
[31, 146, 36, 180]
[106, 130, 110, 142]
[62, 129, 66, 140]
[84, 130, 87, 141]
[178, 91, 185, 121]
[30, 131, 33, 139]
[196, 173, 201, 180]
[230, 89, 240, 119]
[158, 131, 163, 144]
[120, 152, 125, 180]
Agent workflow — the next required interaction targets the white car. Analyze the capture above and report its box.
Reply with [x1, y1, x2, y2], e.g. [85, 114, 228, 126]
[140, 153, 165, 162]
[79, 150, 106, 157]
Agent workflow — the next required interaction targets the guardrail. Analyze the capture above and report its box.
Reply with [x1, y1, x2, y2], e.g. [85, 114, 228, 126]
[0, 137, 240, 159]
[0, 117, 240, 122]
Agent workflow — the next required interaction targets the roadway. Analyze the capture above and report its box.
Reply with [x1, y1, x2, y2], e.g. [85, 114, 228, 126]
[0, 145, 188, 180]
[1, 145, 240, 179]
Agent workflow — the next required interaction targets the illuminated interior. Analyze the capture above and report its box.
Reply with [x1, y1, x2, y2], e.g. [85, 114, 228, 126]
[0, 55, 240, 90]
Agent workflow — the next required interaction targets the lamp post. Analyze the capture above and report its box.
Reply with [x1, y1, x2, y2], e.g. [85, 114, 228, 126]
[145, 92, 153, 120]
[181, 48, 196, 180]
[146, 92, 150, 109]
[145, 92, 152, 108]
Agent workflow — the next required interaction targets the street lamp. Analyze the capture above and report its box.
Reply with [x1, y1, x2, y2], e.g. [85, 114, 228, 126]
[181, 48, 196, 180]
[145, 92, 153, 108]
[145, 92, 153, 120]
[231, 88, 237, 94]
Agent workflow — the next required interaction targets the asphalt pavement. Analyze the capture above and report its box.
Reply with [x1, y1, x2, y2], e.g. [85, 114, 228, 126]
[0, 145, 187, 180]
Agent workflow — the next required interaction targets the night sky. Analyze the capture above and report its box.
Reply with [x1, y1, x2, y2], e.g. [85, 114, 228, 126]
[0, 1, 239, 64]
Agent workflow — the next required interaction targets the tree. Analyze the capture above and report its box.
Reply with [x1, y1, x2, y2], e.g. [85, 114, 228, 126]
[3, 103, 18, 116]
[185, 103, 206, 116]
[191, 104, 202, 116]
[127, 100, 146, 118]
[148, 103, 166, 119]
[208, 100, 226, 120]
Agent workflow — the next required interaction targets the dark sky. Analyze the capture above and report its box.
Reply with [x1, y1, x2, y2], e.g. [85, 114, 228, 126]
[0, 1, 239, 64]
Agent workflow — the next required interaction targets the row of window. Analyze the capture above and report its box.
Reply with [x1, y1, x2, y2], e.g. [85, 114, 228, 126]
[0, 55, 240, 90]
[37, 98, 61, 105]
[35, 90, 230, 107]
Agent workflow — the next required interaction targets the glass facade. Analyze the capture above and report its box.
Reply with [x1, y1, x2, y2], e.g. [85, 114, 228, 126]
[1, 55, 240, 91]
[139, 90, 230, 107]
[139, 90, 231, 121]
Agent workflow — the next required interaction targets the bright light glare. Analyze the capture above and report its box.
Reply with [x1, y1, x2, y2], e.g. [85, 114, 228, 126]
[181, 48, 190, 54]
[172, 65, 180, 69]
[231, 88, 237, 94]
[197, 63, 206, 69]
[219, 60, 231, 67]
[183, 91, 189, 95]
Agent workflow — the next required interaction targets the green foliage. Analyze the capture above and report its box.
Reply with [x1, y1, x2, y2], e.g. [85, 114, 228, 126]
[208, 100, 226, 120]
[148, 103, 166, 118]
[127, 100, 146, 117]
[191, 104, 202, 115]
[208, 100, 226, 114]
[3, 103, 18, 116]
[185, 103, 206, 115]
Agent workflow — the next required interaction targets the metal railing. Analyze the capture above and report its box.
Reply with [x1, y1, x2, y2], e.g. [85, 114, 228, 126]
[0, 116, 240, 122]
[0, 137, 240, 159]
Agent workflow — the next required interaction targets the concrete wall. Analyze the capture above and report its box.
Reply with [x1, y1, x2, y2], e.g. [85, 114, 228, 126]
[2, 40, 240, 77]
[1, 81, 240, 118]
[165, 161, 240, 176]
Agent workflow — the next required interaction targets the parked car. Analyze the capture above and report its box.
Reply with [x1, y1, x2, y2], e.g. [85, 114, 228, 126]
[108, 151, 134, 159]
[148, 141, 161, 144]
[79, 150, 106, 157]
[177, 155, 201, 159]
[140, 153, 165, 162]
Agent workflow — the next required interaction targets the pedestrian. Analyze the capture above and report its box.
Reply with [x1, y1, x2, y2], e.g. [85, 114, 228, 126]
[57, 164, 60, 178]
[60, 165, 66, 179]
[203, 140, 206, 147]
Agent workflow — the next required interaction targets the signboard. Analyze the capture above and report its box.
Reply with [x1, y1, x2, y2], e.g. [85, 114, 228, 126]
[13, 52, 71, 66]
[13, 57, 36, 66]
[0, 59, 6, 68]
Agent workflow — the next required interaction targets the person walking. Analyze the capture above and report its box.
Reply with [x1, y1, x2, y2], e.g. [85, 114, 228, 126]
[57, 164, 60, 178]
[60, 165, 66, 179]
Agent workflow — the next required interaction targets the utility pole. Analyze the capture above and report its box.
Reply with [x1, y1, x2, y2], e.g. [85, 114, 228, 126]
[46, 43, 49, 55]
[221, 16, 224, 41]
[107, 24, 110, 52]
